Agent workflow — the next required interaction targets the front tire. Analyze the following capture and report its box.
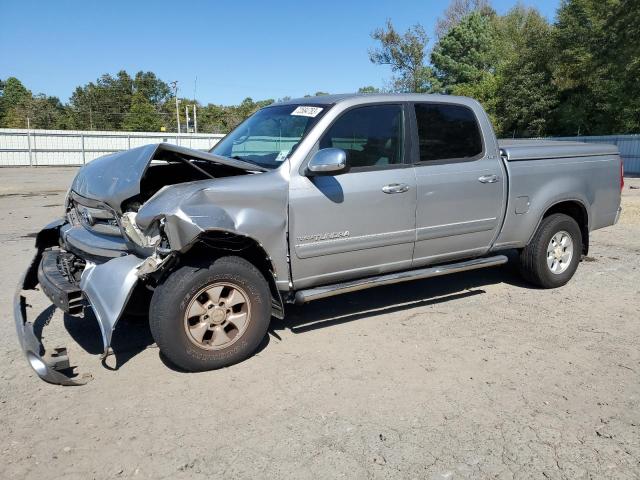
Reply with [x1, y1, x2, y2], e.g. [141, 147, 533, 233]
[150, 256, 272, 371]
[519, 213, 583, 288]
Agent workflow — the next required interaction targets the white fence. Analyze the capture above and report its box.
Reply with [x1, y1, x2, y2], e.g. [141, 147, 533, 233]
[549, 134, 640, 175]
[0, 128, 225, 166]
[2, 129, 638, 174]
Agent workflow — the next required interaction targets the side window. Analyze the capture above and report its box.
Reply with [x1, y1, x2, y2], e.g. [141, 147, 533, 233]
[319, 105, 404, 169]
[414, 103, 483, 162]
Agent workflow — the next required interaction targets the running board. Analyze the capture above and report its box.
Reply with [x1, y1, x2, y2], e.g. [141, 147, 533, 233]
[294, 255, 508, 304]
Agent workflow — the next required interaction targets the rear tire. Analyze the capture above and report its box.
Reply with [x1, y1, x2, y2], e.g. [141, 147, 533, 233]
[519, 213, 582, 288]
[150, 256, 272, 371]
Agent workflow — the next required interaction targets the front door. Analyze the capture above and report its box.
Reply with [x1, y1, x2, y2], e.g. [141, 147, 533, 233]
[289, 104, 417, 289]
[411, 101, 506, 267]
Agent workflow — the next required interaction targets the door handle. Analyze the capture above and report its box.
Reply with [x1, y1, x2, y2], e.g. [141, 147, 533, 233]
[478, 174, 499, 184]
[382, 183, 410, 194]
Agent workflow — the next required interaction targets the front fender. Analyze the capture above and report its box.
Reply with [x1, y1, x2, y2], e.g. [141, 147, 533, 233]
[135, 169, 291, 289]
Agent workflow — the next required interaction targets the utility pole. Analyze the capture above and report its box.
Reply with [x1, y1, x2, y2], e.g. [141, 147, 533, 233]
[26, 117, 33, 167]
[170, 81, 180, 133]
[193, 104, 198, 133]
[185, 105, 190, 133]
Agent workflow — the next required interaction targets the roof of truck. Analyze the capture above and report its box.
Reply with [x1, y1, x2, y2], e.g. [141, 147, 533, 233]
[275, 93, 478, 107]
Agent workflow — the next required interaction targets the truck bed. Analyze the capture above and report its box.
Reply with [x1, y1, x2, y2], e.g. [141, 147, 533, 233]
[492, 139, 622, 252]
[499, 139, 619, 162]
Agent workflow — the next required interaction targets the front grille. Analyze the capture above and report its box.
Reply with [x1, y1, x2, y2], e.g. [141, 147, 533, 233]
[68, 195, 122, 237]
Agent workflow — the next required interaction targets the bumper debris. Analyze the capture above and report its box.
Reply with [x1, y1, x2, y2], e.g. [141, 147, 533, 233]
[14, 220, 91, 385]
[14, 220, 145, 385]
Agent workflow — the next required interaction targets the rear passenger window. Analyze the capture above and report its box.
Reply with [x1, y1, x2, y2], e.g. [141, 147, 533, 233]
[414, 103, 483, 162]
[319, 105, 404, 169]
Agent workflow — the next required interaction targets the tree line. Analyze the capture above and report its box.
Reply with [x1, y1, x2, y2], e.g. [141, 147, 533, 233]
[368, 0, 639, 137]
[1, 0, 637, 137]
[0, 71, 287, 134]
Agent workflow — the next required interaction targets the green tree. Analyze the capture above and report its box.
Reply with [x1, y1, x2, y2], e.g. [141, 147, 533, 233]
[0, 79, 4, 125]
[195, 103, 228, 134]
[431, 12, 498, 88]
[133, 71, 171, 105]
[601, 0, 640, 132]
[122, 92, 163, 131]
[69, 70, 134, 130]
[369, 20, 440, 93]
[551, 0, 639, 134]
[450, 75, 501, 131]
[435, 0, 494, 38]
[357, 86, 381, 94]
[68, 70, 172, 131]
[194, 97, 275, 133]
[426, 5, 559, 137]
[1, 77, 31, 106]
[0, 77, 32, 127]
[551, 0, 609, 134]
[1, 74, 280, 134]
[493, 7, 558, 137]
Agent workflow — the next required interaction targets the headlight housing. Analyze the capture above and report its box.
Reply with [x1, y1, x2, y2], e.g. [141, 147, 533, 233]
[120, 212, 161, 248]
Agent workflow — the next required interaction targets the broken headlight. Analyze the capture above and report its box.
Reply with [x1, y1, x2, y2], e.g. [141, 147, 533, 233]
[120, 212, 161, 248]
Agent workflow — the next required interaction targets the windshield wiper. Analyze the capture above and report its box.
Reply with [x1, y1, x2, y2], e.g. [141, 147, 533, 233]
[229, 155, 269, 171]
[201, 153, 267, 172]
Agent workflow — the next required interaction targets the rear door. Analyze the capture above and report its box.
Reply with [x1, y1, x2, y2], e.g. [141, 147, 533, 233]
[288, 103, 417, 288]
[411, 101, 506, 266]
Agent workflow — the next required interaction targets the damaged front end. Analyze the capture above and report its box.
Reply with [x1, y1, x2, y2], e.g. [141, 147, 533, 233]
[14, 143, 288, 385]
[14, 220, 87, 385]
[14, 219, 151, 385]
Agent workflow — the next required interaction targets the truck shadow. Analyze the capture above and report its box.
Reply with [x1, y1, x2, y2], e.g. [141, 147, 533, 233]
[54, 252, 530, 372]
[62, 311, 155, 371]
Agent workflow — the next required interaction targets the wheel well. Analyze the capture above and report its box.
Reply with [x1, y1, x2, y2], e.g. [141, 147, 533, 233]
[178, 231, 284, 318]
[542, 201, 589, 255]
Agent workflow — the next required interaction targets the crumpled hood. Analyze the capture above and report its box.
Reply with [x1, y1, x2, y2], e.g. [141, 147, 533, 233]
[71, 144, 158, 211]
[70, 143, 262, 212]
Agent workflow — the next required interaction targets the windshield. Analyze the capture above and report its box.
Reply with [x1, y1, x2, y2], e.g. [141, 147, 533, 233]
[210, 104, 329, 169]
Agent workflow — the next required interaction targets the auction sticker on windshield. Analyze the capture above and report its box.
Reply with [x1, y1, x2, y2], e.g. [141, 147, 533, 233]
[291, 106, 323, 117]
[275, 150, 289, 162]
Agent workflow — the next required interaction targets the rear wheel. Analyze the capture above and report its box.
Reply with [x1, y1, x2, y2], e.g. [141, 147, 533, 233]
[150, 256, 271, 371]
[519, 213, 582, 288]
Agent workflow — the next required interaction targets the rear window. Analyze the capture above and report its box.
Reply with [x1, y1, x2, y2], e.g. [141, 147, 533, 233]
[414, 103, 483, 162]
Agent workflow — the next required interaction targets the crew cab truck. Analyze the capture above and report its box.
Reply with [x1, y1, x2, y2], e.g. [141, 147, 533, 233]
[14, 94, 623, 384]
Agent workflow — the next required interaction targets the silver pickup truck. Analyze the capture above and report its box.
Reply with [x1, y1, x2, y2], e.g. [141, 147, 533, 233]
[14, 94, 623, 384]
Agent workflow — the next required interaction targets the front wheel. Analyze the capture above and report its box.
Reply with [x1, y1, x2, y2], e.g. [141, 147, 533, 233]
[149, 256, 272, 371]
[519, 213, 583, 288]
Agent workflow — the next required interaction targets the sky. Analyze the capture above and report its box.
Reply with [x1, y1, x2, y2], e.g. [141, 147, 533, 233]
[1, 0, 560, 106]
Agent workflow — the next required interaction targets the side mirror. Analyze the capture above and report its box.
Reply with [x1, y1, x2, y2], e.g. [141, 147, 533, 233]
[306, 148, 349, 176]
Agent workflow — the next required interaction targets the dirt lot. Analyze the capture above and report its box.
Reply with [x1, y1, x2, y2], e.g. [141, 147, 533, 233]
[1, 167, 638, 479]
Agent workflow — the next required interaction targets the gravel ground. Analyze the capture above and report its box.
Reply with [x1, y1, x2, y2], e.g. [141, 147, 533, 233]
[1, 167, 638, 480]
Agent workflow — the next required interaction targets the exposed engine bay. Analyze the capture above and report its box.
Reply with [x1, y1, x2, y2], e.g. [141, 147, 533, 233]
[69, 143, 264, 215]
[124, 154, 257, 212]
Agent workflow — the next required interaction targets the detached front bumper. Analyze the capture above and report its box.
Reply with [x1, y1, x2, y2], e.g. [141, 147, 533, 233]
[14, 220, 145, 385]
